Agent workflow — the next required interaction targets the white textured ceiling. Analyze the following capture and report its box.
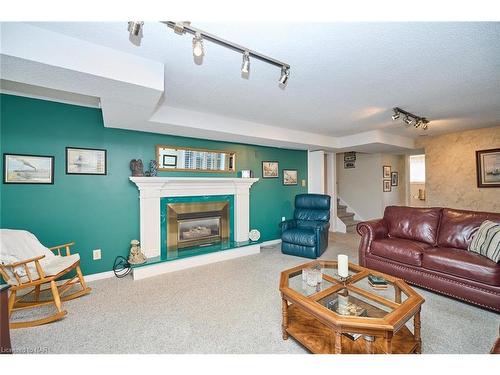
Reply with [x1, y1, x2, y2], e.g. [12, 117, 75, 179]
[27, 22, 500, 139]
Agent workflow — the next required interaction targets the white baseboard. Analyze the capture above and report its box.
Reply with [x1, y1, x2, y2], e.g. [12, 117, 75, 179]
[84, 270, 115, 283]
[133, 244, 261, 281]
[260, 239, 281, 247]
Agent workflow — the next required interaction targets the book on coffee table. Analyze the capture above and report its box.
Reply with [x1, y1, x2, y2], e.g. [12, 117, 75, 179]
[368, 280, 388, 289]
[368, 274, 388, 289]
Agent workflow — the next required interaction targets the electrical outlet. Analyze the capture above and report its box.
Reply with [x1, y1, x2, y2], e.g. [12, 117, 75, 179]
[93, 249, 101, 260]
[301, 179, 306, 187]
[281, 216, 286, 222]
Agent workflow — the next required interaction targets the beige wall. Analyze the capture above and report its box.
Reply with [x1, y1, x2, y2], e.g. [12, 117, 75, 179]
[415, 126, 500, 212]
[382, 154, 406, 208]
[336, 153, 406, 220]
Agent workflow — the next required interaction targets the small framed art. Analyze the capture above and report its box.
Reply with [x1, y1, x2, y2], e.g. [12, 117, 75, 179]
[476, 148, 500, 188]
[3, 153, 54, 184]
[283, 169, 298, 185]
[391, 172, 399, 186]
[383, 165, 391, 179]
[66, 147, 107, 175]
[262, 161, 279, 178]
[383, 179, 391, 192]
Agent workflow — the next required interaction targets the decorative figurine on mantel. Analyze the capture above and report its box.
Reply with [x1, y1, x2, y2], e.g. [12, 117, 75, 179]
[149, 160, 158, 177]
[130, 159, 144, 177]
[128, 239, 146, 265]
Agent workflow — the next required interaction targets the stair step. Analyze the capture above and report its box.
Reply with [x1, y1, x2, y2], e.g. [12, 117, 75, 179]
[337, 204, 347, 210]
[344, 219, 360, 227]
[338, 212, 354, 219]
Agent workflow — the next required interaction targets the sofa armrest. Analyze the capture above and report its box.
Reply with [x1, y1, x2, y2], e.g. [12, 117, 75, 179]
[356, 219, 388, 266]
[356, 219, 388, 240]
[279, 219, 297, 234]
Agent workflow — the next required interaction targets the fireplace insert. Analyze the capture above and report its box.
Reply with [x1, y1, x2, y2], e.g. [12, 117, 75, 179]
[167, 201, 230, 250]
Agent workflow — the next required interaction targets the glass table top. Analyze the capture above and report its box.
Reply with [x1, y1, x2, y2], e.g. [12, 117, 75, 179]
[352, 273, 408, 304]
[287, 270, 336, 297]
[283, 261, 410, 317]
[318, 289, 393, 318]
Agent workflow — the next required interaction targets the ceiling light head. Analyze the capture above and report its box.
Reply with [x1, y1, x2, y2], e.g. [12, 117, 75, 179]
[192, 32, 204, 58]
[421, 118, 429, 130]
[414, 119, 422, 128]
[173, 21, 191, 35]
[404, 116, 413, 125]
[392, 109, 400, 121]
[127, 21, 144, 37]
[241, 51, 250, 75]
[279, 67, 290, 86]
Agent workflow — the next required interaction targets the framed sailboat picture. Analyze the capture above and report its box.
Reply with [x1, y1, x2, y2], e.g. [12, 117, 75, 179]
[66, 147, 107, 175]
[476, 148, 500, 188]
[3, 153, 54, 184]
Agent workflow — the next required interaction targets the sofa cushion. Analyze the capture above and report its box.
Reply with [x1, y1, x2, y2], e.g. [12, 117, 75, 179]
[371, 238, 433, 267]
[282, 228, 316, 247]
[422, 247, 500, 286]
[468, 220, 500, 262]
[437, 208, 500, 250]
[384, 206, 442, 245]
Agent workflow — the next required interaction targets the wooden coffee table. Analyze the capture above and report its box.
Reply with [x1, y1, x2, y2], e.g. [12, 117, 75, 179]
[279, 260, 425, 354]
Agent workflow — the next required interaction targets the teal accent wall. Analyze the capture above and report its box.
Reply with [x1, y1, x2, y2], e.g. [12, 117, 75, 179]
[0, 94, 308, 276]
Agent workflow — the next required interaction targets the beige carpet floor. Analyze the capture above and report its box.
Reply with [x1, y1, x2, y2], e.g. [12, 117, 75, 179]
[9, 232, 500, 354]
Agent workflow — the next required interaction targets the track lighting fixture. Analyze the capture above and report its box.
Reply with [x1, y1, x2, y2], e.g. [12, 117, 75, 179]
[127, 21, 290, 87]
[192, 32, 204, 58]
[279, 67, 290, 86]
[127, 21, 144, 37]
[392, 107, 430, 131]
[241, 51, 250, 74]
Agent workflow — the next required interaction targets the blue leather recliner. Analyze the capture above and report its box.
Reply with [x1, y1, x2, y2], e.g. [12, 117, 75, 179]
[280, 194, 331, 259]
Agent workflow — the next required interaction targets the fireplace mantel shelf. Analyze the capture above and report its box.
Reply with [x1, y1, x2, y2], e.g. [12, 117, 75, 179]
[129, 177, 259, 191]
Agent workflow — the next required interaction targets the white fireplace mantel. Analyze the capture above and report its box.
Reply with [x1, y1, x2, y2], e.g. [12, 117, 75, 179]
[129, 177, 259, 258]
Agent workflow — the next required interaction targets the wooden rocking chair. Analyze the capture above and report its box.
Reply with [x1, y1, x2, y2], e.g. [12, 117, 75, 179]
[0, 229, 91, 329]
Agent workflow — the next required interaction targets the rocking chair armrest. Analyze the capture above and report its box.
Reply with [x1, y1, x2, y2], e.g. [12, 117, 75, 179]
[49, 241, 75, 256]
[1, 256, 47, 284]
[8, 255, 46, 268]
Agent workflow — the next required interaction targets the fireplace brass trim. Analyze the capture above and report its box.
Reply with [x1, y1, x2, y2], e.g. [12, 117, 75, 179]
[167, 201, 230, 250]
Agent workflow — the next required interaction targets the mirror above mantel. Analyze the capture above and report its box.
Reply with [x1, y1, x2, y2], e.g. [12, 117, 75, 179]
[156, 145, 236, 173]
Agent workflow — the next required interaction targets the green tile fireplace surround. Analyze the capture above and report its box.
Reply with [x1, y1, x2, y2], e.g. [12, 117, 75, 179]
[0, 94, 308, 277]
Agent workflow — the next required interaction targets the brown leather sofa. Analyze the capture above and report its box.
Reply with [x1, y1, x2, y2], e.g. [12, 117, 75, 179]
[357, 206, 500, 312]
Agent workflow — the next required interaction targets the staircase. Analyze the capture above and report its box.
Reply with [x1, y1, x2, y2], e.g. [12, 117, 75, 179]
[337, 198, 361, 233]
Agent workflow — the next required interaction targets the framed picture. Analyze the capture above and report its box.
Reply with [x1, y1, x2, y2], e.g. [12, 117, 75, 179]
[391, 172, 399, 186]
[344, 151, 356, 162]
[344, 161, 355, 169]
[3, 153, 54, 184]
[262, 161, 279, 178]
[283, 169, 298, 185]
[383, 179, 391, 192]
[66, 147, 107, 175]
[162, 154, 177, 167]
[476, 148, 500, 188]
[383, 165, 391, 179]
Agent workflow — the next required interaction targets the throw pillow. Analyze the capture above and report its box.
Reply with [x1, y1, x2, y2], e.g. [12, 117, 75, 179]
[468, 220, 500, 262]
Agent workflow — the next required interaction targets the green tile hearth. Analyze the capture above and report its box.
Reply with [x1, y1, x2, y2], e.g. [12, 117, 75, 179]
[130, 240, 261, 268]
